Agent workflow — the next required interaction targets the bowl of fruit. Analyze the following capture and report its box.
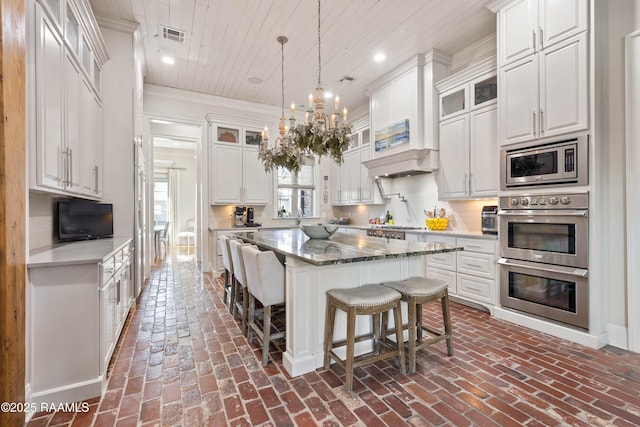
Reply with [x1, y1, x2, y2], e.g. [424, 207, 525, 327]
[426, 217, 449, 231]
[425, 208, 449, 231]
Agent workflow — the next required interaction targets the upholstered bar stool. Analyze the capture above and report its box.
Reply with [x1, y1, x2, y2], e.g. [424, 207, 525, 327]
[228, 239, 255, 335]
[241, 245, 286, 367]
[219, 235, 236, 313]
[382, 276, 454, 374]
[323, 284, 406, 392]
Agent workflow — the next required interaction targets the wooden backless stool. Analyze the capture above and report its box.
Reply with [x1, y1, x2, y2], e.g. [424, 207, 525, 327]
[323, 284, 406, 392]
[382, 276, 453, 374]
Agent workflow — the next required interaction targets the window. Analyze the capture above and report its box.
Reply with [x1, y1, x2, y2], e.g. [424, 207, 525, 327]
[154, 174, 169, 225]
[276, 160, 316, 218]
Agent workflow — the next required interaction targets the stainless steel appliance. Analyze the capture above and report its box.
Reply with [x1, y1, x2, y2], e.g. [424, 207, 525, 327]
[481, 205, 498, 235]
[366, 226, 422, 240]
[501, 135, 588, 190]
[498, 193, 588, 268]
[246, 207, 255, 225]
[498, 192, 589, 329]
[233, 206, 246, 227]
[497, 258, 588, 329]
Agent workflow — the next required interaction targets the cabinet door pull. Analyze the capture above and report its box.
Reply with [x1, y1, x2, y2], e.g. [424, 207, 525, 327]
[532, 30, 536, 51]
[532, 111, 537, 137]
[69, 148, 73, 185]
[58, 147, 64, 186]
[539, 27, 544, 49]
[94, 165, 99, 193]
[540, 110, 544, 136]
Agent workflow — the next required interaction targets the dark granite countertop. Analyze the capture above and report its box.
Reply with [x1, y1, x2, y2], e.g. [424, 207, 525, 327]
[231, 229, 462, 266]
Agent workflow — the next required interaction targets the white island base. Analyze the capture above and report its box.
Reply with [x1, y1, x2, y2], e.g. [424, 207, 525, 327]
[282, 255, 426, 377]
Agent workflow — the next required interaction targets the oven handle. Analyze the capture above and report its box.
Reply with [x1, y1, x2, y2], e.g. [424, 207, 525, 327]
[498, 210, 588, 217]
[498, 258, 589, 278]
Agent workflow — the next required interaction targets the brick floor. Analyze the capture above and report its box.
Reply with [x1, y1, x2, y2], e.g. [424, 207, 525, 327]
[28, 261, 640, 426]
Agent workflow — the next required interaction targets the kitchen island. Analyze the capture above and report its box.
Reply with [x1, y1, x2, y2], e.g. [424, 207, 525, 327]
[232, 229, 462, 377]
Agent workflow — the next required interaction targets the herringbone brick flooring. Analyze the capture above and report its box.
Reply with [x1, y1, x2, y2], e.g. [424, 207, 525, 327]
[28, 260, 640, 426]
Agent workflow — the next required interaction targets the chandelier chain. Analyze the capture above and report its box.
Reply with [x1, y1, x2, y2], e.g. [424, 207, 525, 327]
[317, 0, 322, 87]
[281, 37, 285, 118]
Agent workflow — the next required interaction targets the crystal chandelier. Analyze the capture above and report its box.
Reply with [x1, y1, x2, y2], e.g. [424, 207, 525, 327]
[259, 36, 305, 174]
[259, 0, 351, 174]
[290, 0, 352, 163]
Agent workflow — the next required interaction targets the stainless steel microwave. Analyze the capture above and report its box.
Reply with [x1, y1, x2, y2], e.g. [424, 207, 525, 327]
[501, 135, 588, 190]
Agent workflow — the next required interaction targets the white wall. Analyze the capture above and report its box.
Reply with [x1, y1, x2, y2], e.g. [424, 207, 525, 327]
[600, 0, 640, 347]
[101, 27, 135, 239]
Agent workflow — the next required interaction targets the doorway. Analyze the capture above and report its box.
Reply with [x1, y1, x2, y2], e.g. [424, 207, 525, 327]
[150, 120, 201, 264]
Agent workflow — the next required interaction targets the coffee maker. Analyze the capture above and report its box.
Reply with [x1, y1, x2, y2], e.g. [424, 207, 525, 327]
[233, 206, 246, 227]
[246, 207, 255, 226]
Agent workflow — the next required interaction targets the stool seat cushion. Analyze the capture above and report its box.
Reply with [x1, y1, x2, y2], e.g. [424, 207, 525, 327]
[327, 284, 401, 307]
[383, 276, 448, 298]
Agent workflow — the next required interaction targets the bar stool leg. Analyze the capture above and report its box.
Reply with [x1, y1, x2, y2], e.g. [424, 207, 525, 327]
[393, 301, 406, 375]
[345, 306, 356, 392]
[441, 292, 454, 356]
[323, 298, 336, 370]
[247, 293, 256, 344]
[407, 296, 418, 374]
[262, 305, 272, 367]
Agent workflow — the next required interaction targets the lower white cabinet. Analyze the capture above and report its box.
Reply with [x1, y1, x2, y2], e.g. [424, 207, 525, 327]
[28, 239, 132, 406]
[424, 234, 497, 311]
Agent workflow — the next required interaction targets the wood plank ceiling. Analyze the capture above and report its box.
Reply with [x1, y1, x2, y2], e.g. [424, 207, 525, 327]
[88, 0, 496, 110]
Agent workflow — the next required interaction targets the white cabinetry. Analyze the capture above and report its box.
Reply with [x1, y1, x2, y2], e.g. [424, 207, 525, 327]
[436, 61, 498, 200]
[209, 122, 271, 205]
[495, 0, 589, 145]
[28, 239, 132, 406]
[31, 0, 106, 199]
[423, 234, 497, 311]
[331, 125, 378, 205]
[498, 0, 588, 66]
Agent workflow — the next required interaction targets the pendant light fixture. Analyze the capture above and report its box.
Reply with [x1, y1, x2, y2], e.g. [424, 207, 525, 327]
[259, 36, 304, 174]
[259, 0, 352, 174]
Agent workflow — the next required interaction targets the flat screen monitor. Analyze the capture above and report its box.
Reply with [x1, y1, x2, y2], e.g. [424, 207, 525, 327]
[57, 201, 113, 242]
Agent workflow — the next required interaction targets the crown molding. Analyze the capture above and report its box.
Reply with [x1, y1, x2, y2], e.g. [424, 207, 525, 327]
[486, 0, 513, 13]
[95, 13, 139, 34]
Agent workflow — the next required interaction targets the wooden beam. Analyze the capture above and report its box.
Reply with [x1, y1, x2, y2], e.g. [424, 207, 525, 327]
[0, 0, 26, 425]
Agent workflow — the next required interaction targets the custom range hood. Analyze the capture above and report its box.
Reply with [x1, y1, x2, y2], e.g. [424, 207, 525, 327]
[362, 148, 437, 178]
[362, 49, 450, 179]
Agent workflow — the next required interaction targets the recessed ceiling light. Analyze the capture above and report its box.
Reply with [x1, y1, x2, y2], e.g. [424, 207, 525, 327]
[162, 56, 175, 65]
[324, 91, 333, 99]
[247, 76, 263, 84]
[374, 53, 386, 62]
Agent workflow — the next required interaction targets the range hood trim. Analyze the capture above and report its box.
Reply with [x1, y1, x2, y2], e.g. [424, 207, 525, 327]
[362, 148, 438, 178]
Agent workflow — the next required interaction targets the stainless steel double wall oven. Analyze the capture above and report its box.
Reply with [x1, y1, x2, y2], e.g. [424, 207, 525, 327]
[498, 193, 589, 329]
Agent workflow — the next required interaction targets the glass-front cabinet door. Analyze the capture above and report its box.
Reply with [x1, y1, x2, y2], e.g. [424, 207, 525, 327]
[472, 74, 497, 109]
[216, 126, 240, 144]
[65, 3, 80, 55]
[440, 87, 467, 119]
[361, 128, 370, 146]
[244, 129, 263, 147]
[43, 0, 62, 26]
[350, 131, 360, 150]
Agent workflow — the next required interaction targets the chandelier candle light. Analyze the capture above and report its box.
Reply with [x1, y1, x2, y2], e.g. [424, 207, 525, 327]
[259, 36, 305, 173]
[259, 0, 352, 174]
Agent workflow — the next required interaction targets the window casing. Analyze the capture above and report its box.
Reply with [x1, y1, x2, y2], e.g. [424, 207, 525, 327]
[276, 160, 316, 218]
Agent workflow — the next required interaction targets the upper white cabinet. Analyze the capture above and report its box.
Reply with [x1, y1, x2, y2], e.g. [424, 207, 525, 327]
[331, 122, 379, 205]
[436, 60, 498, 200]
[208, 121, 271, 205]
[498, 0, 589, 66]
[495, 0, 589, 145]
[31, 0, 108, 199]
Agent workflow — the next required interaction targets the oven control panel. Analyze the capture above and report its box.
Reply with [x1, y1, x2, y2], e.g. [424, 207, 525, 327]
[499, 192, 589, 210]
